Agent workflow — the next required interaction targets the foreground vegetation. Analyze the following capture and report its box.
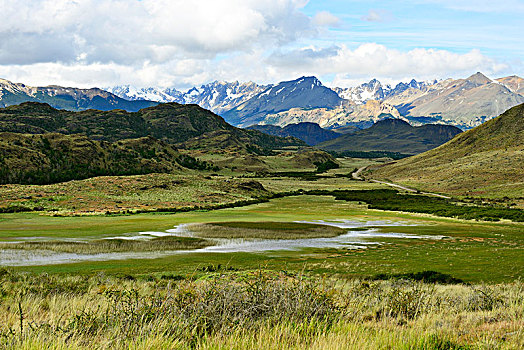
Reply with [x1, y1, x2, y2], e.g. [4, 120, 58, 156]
[0, 270, 522, 349]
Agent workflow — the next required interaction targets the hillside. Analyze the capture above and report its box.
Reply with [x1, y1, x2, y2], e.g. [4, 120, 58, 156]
[317, 119, 462, 154]
[222, 77, 344, 127]
[0, 133, 214, 184]
[0, 102, 304, 153]
[247, 122, 340, 145]
[371, 103, 524, 203]
[0, 78, 157, 112]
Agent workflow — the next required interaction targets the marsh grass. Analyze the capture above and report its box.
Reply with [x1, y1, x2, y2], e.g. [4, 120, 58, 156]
[0, 270, 522, 349]
[189, 221, 347, 239]
[0, 236, 211, 254]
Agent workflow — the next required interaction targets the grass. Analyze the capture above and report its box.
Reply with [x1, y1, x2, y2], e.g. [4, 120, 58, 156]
[0, 270, 522, 349]
[189, 221, 347, 239]
[0, 173, 270, 214]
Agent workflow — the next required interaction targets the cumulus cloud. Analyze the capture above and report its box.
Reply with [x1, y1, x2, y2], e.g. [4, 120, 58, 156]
[0, 0, 516, 89]
[0, 0, 314, 65]
[0, 43, 512, 90]
[267, 43, 509, 86]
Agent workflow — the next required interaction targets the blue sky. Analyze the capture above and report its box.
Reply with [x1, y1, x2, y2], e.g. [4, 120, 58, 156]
[303, 0, 524, 57]
[0, 0, 522, 89]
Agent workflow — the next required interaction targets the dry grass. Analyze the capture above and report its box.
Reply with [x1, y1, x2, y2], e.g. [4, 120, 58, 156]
[0, 236, 211, 254]
[0, 270, 522, 349]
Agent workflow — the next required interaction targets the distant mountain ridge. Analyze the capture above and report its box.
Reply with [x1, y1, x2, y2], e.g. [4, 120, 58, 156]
[317, 118, 463, 155]
[104, 73, 524, 130]
[2, 72, 523, 131]
[105, 80, 266, 115]
[222, 77, 345, 127]
[0, 78, 157, 112]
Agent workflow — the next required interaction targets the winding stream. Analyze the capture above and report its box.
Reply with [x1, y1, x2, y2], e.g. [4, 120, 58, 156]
[0, 219, 448, 266]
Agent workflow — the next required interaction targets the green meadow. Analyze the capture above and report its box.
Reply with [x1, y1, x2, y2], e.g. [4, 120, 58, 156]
[1, 195, 522, 283]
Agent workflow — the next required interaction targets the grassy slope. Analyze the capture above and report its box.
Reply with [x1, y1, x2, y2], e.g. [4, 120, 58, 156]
[371, 103, 524, 203]
[0, 157, 379, 214]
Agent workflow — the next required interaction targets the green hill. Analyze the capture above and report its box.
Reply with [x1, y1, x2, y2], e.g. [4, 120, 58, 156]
[0, 133, 216, 185]
[317, 119, 462, 154]
[0, 102, 307, 184]
[0, 102, 304, 153]
[371, 104, 524, 204]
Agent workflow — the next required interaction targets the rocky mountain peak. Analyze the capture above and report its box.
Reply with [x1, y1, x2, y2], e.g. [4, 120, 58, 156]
[466, 72, 492, 85]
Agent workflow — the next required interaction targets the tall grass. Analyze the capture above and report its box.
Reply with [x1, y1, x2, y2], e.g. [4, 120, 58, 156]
[189, 222, 347, 239]
[0, 236, 210, 254]
[0, 269, 522, 349]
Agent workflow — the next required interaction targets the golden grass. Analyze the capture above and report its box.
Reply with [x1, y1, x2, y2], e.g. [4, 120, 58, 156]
[0, 271, 522, 349]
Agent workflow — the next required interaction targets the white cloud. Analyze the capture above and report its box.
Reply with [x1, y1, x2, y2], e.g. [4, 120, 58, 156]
[0, 1, 518, 89]
[361, 9, 392, 22]
[312, 11, 341, 27]
[0, 43, 513, 90]
[0, 0, 314, 65]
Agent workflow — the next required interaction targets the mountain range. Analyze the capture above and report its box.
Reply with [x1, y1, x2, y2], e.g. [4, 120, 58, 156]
[103, 73, 524, 130]
[1, 72, 523, 132]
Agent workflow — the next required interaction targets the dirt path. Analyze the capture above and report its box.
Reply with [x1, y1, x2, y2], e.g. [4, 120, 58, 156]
[351, 166, 368, 180]
[350, 166, 451, 199]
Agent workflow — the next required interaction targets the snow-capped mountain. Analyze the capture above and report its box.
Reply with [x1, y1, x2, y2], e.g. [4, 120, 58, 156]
[106, 85, 183, 103]
[222, 76, 344, 127]
[333, 78, 437, 104]
[101, 73, 524, 130]
[333, 79, 387, 103]
[105, 81, 265, 115]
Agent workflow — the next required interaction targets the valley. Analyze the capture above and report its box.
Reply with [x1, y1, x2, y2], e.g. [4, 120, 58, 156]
[2, 1, 523, 348]
[0, 86, 522, 350]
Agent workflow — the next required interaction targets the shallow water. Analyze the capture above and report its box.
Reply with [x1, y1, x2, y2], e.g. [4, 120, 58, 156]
[0, 219, 447, 266]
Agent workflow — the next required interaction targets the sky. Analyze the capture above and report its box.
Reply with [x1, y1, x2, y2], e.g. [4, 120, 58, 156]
[0, 0, 522, 90]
